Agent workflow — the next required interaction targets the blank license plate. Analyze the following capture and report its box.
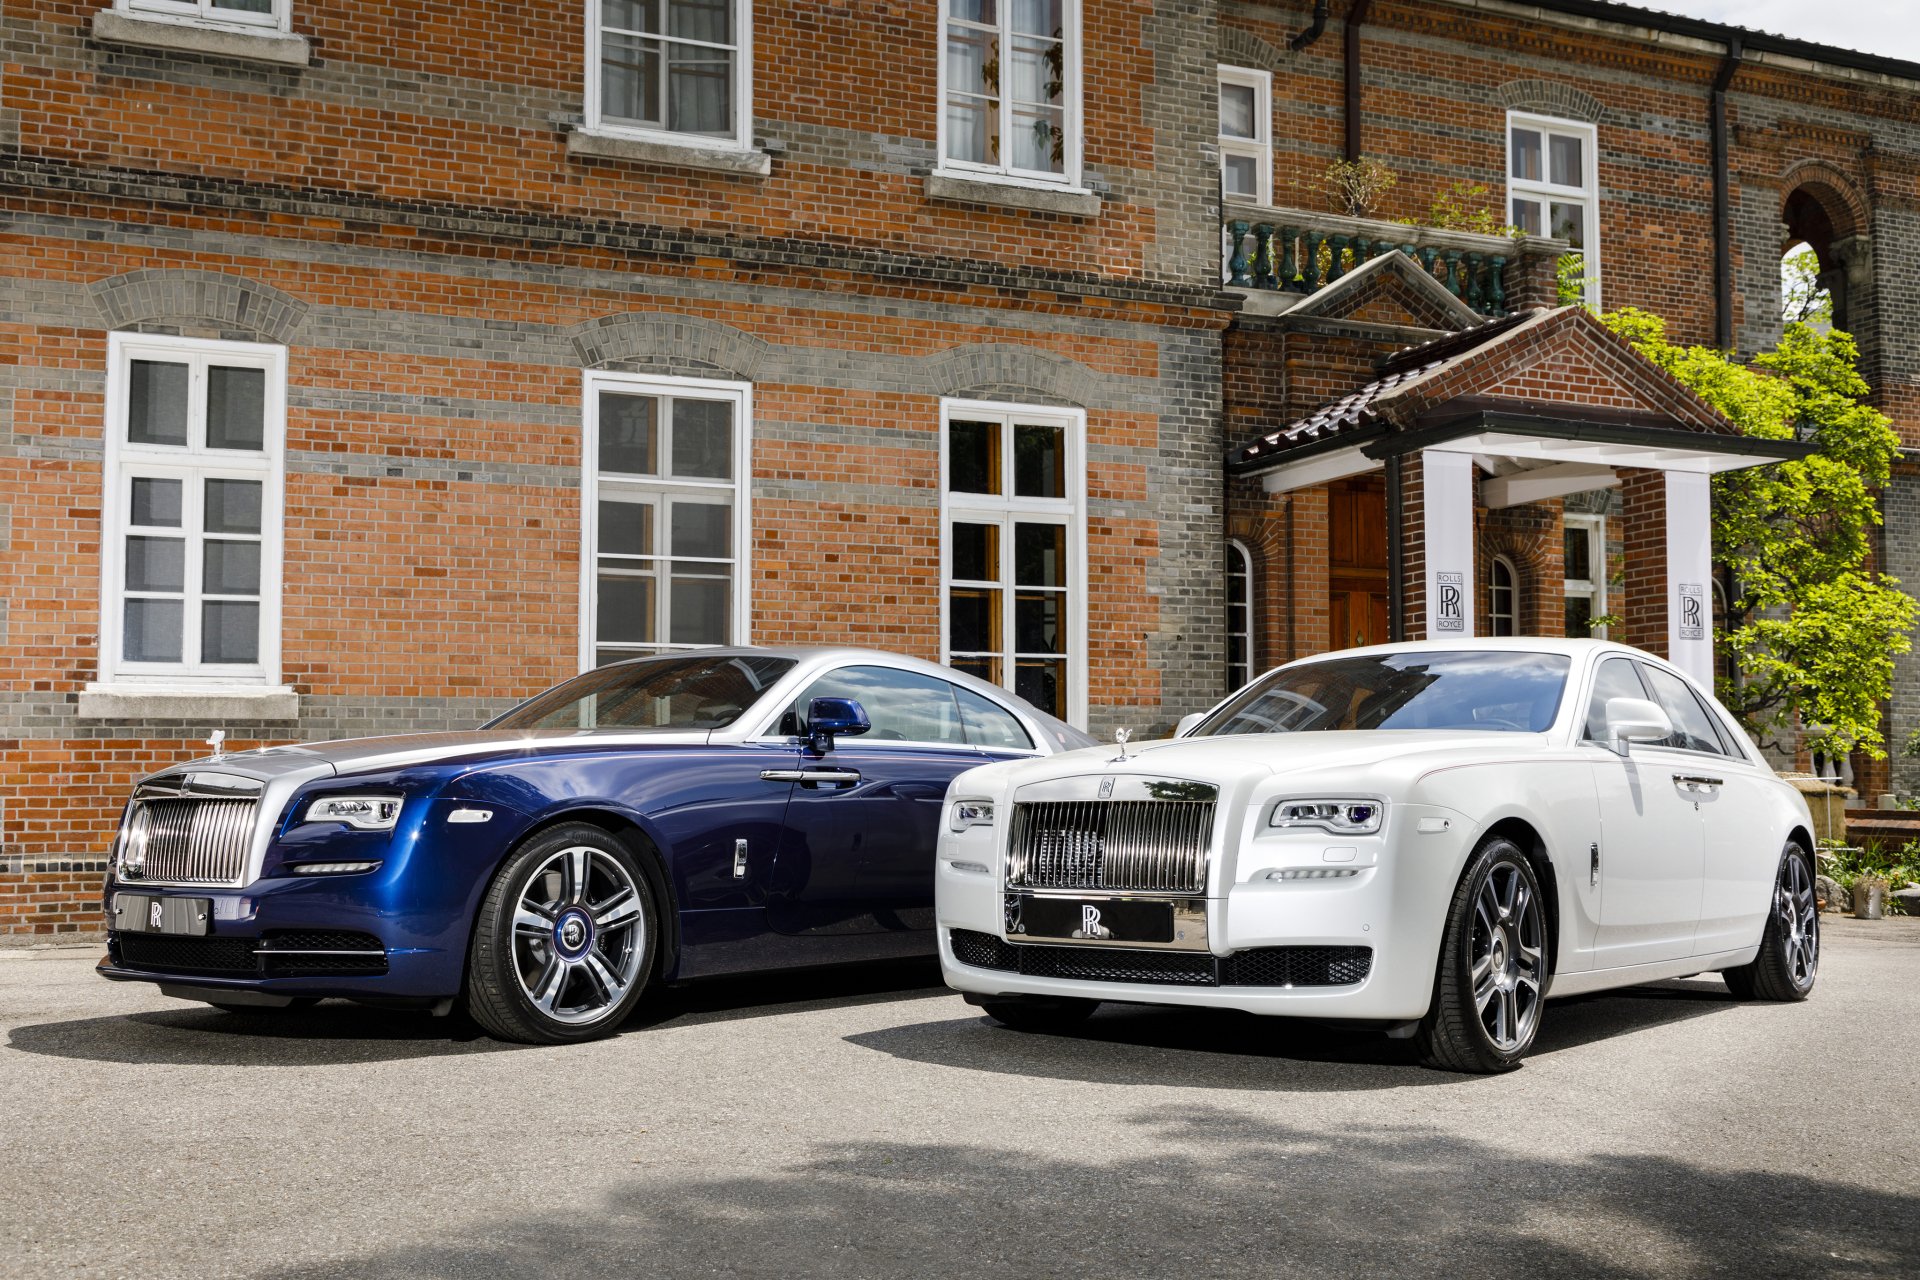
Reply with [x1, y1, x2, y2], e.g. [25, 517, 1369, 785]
[114, 893, 211, 936]
[1006, 894, 1174, 944]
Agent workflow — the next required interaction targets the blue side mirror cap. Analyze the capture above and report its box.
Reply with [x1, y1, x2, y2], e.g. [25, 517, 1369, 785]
[807, 697, 871, 749]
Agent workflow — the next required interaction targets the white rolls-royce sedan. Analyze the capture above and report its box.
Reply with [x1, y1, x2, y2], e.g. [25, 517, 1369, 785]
[935, 639, 1819, 1073]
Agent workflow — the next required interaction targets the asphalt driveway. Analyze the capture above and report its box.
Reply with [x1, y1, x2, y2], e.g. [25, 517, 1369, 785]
[3, 918, 1917, 1279]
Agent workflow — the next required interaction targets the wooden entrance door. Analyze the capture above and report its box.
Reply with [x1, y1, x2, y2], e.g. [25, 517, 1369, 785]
[1329, 477, 1391, 650]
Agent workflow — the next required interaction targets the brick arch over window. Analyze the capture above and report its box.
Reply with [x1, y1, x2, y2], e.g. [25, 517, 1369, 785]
[929, 344, 1101, 409]
[569, 313, 772, 380]
[1779, 158, 1870, 245]
[1774, 159, 1866, 268]
[1479, 519, 1561, 637]
[1495, 79, 1604, 125]
[88, 269, 309, 344]
[1218, 26, 1290, 73]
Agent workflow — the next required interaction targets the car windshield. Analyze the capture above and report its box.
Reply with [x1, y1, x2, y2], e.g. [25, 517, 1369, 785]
[1192, 650, 1571, 736]
[488, 654, 797, 732]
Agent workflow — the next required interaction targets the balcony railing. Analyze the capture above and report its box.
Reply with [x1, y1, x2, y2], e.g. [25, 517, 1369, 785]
[1223, 204, 1551, 319]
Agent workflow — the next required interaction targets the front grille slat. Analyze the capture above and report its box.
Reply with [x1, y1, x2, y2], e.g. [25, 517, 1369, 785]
[126, 798, 257, 887]
[950, 929, 1372, 988]
[1008, 799, 1212, 894]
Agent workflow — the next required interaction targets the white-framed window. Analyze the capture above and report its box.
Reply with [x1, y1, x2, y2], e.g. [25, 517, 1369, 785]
[582, 372, 752, 669]
[940, 399, 1087, 728]
[1507, 112, 1599, 305]
[585, 0, 753, 150]
[938, 0, 1083, 188]
[100, 333, 286, 686]
[1563, 515, 1606, 639]
[1226, 540, 1253, 691]
[1217, 66, 1271, 206]
[117, 0, 289, 32]
[1488, 555, 1518, 636]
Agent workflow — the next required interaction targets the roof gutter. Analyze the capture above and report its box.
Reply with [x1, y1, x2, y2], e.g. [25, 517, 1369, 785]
[1505, 0, 1920, 86]
[1359, 410, 1819, 461]
[1711, 35, 1743, 352]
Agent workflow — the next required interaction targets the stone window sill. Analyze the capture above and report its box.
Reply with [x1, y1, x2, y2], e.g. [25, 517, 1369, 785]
[566, 128, 772, 178]
[91, 11, 311, 67]
[78, 684, 301, 722]
[924, 172, 1102, 218]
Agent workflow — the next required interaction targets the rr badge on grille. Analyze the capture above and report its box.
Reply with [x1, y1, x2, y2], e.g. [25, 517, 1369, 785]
[148, 901, 164, 929]
[1098, 776, 1115, 799]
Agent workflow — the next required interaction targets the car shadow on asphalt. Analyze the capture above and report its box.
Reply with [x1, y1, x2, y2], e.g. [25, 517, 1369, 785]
[844, 977, 1743, 1091]
[252, 1107, 1919, 1279]
[3, 959, 953, 1067]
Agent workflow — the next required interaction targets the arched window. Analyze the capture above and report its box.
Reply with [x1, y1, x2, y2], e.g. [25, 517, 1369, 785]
[1488, 556, 1518, 636]
[1226, 541, 1253, 691]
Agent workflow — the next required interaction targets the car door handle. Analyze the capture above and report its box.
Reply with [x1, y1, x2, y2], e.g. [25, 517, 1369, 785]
[761, 768, 862, 787]
[1672, 774, 1723, 793]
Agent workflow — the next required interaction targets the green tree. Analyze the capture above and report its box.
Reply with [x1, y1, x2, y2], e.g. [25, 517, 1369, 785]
[1780, 244, 1833, 329]
[1601, 308, 1915, 758]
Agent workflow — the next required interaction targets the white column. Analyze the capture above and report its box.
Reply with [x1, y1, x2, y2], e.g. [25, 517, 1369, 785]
[1665, 471, 1713, 684]
[1422, 449, 1476, 639]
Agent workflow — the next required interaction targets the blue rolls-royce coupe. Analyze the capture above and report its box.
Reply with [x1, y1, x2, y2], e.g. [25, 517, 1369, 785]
[98, 648, 1093, 1042]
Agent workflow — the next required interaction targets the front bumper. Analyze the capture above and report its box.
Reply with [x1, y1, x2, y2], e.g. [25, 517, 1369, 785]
[935, 826, 1466, 1022]
[98, 866, 469, 1002]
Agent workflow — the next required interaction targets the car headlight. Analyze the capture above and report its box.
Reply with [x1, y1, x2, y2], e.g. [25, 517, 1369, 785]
[949, 800, 995, 833]
[1268, 799, 1383, 835]
[115, 807, 149, 878]
[302, 796, 404, 831]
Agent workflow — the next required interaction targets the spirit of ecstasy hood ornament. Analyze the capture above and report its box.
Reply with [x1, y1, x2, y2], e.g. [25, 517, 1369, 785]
[1110, 727, 1132, 763]
[206, 729, 227, 762]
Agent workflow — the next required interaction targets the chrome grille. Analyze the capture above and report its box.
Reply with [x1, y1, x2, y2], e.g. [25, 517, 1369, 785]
[1007, 800, 1213, 893]
[124, 798, 257, 887]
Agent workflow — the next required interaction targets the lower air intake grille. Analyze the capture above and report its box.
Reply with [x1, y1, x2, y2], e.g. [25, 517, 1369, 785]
[113, 930, 389, 978]
[949, 929, 1371, 988]
[115, 934, 257, 976]
[1219, 946, 1374, 987]
[259, 930, 388, 977]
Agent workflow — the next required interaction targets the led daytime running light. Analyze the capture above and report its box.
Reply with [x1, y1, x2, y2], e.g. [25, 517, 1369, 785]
[302, 796, 404, 831]
[1268, 799, 1383, 835]
[949, 800, 995, 833]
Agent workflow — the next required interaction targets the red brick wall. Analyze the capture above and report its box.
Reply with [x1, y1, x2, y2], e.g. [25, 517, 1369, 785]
[1619, 468, 1671, 657]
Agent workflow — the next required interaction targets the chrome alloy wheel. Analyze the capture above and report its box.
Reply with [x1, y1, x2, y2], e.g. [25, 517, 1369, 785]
[510, 845, 646, 1026]
[1776, 851, 1820, 991]
[1470, 861, 1545, 1052]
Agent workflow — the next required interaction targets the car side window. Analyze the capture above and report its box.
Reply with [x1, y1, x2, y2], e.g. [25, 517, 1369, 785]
[790, 665, 967, 745]
[955, 686, 1034, 750]
[1582, 656, 1650, 742]
[1639, 664, 1729, 756]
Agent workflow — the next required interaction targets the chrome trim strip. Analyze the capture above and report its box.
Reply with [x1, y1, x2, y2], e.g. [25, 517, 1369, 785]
[1001, 891, 1211, 952]
[252, 949, 387, 956]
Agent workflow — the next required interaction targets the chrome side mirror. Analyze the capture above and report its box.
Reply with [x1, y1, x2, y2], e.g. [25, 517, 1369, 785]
[1605, 697, 1672, 755]
[806, 697, 870, 753]
[1175, 711, 1206, 738]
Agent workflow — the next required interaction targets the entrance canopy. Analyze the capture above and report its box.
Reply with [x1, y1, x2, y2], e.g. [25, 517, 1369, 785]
[1229, 308, 1813, 493]
[1226, 305, 1815, 684]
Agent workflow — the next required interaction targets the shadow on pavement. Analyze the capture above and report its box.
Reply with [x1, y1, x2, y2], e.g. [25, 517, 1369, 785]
[256, 1107, 1915, 1279]
[845, 977, 1742, 1092]
[4, 958, 951, 1067]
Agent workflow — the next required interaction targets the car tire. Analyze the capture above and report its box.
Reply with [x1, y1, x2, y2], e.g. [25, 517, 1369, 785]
[464, 822, 659, 1045]
[1722, 842, 1819, 1002]
[1414, 836, 1549, 1074]
[976, 996, 1100, 1032]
